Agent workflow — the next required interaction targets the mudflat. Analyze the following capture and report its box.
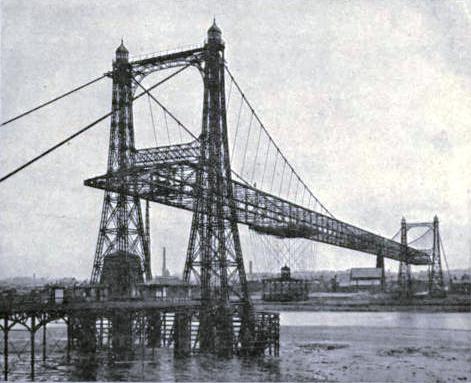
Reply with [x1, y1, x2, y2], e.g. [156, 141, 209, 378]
[280, 325, 471, 382]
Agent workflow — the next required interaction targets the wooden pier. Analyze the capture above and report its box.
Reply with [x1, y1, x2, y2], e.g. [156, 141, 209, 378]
[0, 285, 279, 381]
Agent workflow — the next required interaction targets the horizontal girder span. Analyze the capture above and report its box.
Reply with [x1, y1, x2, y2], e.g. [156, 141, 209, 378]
[85, 146, 430, 266]
[130, 47, 205, 77]
[133, 140, 200, 167]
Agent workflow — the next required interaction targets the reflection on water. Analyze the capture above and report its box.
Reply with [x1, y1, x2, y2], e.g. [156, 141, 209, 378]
[280, 312, 471, 331]
[2, 312, 470, 381]
[66, 350, 282, 382]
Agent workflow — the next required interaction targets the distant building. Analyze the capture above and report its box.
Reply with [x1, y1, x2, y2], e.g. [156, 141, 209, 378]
[332, 274, 351, 291]
[262, 266, 309, 302]
[141, 277, 191, 300]
[450, 277, 471, 295]
[349, 268, 383, 291]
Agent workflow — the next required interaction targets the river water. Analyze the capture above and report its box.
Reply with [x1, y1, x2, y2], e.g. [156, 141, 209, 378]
[280, 311, 471, 331]
[2, 311, 470, 381]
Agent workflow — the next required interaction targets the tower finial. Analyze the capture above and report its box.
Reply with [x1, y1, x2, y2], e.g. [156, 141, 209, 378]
[116, 38, 129, 58]
[208, 17, 222, 39]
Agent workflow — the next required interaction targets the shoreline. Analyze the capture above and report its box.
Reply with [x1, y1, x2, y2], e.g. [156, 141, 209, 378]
[253, 295, 471, 313]
[255, 303, 471, 312]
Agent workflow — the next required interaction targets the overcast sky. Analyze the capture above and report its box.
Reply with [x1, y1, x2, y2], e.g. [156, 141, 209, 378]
[1, 0, 470, 280]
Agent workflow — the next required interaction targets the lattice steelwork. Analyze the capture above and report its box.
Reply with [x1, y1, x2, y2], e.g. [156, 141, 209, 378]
[90, 42, 151, 290]
[398, 217, 412, 298]
[89, 23, 256, 354]
[396, 216, 445, 297]
[87, 159, 430, 265]
[429, 216, 445, 296]
[181, 23, 253, 354]
[85, 22, 431, 355]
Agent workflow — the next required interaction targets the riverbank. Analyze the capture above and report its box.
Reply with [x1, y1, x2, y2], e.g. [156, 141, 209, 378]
[254, 292, 471, 312]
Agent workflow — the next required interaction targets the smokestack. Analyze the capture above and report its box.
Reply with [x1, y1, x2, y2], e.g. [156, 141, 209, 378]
[162, 247, 166, 277]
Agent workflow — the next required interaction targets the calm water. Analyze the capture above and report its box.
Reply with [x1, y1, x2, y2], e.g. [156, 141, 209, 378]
[1, 311, 470, 381]
[280, 311, 471, 331]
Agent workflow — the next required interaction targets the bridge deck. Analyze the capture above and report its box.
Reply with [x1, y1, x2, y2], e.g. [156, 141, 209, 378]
[85, 143, 430, 265]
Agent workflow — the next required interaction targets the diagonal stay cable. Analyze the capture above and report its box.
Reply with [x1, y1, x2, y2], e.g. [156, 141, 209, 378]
[147, 95, 159, 147]
[132, 77, 197, 140]
[225, 65, 334, 218]
[439, 233, 452, 284]
[390, 228, 401, 241]
[133, 76, 252, 186]
[408, 228, 433, 247]
[2, 74, 107, 126]
[0, 66, 189, 184]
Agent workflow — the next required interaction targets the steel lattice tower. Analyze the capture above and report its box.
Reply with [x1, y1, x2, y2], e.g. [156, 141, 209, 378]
[398, 217, 412, 298]
[90, 42, 151, 292]
[429, 215, 445, 296]
[183, 22, 254, 355]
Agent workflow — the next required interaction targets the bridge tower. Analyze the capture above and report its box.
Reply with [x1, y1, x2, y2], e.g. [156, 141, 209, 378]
[183, 21, 254, 355]
[90, 41, 152, 294]
[429, 215, 445, 297]
[398, 217, 412, 297]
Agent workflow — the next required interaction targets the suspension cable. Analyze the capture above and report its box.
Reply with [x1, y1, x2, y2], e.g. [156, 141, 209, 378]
[251, 124, 263, 182]
[147, 95, 158, 147]
[260, 137, 270, 187]
[294, 178, 300, 202]
[231, 97, 244, 156]
[0, 66, 189, 183]
[278, 161, 286, 196]
[408, 228, 433, 247]
[240, 112, 254, 178]
[391, 228, 401, 241]
[163, 109, 171, 144]
[132, 76, 197, 141]
[226, 77, 233, 111]
[231, 169, 251, 186]
[270, 153, 279, 192]
[133, 76, 252, 186]
[287, 171, 293, 199]
[1, 74, 107, 127]
[0, 113, 111, 183]
[439, 232, 453, 284]
[225, 66, 334, 217]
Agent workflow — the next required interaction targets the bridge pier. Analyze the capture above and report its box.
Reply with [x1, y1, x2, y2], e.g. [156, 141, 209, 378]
[66, 319, 72, 361]
[376, 253, 385, 291]
[174, 312, 191, 357]
[30, 316, 36, 381]
[1, 300, 279, 380]
[3, 318, 8, 381]
[111, 312, 133, 360]
[42, 321, 47, 362]
[147, 311, 162, 350]
[98, 317, 104, 348]
[214, 305, 234, 357]
[73, 314, 97, 355]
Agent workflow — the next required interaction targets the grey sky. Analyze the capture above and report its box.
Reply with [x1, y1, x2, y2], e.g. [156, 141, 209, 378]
[1, 0, 470, 279]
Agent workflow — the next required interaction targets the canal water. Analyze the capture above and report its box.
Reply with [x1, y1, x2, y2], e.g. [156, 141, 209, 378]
[1, 311, 470, 381]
